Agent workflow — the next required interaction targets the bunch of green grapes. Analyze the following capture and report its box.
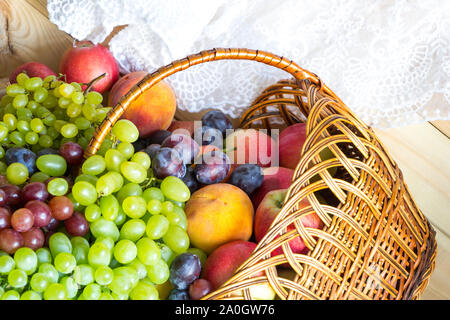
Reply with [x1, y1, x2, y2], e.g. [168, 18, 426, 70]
[0, 72, 112, 154]
[0, 120, 206, 300]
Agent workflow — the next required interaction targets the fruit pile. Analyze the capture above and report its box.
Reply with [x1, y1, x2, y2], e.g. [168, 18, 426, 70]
[0, 41, 330, 300]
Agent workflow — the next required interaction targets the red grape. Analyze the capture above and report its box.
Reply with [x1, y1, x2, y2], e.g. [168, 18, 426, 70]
[0, 207, 11, 230]
[44, 230, 55, 247]
[0, 184, 22, 207]
[21, 182, 49, 202]
[59, 142, 84, 166]
[25, 200, 52, 228]
[49, 196, 73, 220]
[45, 217, 60, 231]
[0, 228, 24, 254]
[189, 278, 213, 300]
[0, 188, 7, 206]
[22, 227, 45, 250]
[11, 208, 34, 232]
[64, 212, 89, 236]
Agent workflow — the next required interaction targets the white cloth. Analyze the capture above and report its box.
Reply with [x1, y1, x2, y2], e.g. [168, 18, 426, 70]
[47, 0, 450, 128]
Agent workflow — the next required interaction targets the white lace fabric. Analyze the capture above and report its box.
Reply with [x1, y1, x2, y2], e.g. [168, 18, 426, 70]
[47, 0, 450, 128]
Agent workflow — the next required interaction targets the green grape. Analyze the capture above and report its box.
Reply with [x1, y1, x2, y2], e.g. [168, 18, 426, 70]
[129, 281, 159, 300]
[82, 103, 96, 121]
[36, 247, 52, 265]
[16, 73, 29, 86]
[0, 125, 8, 141]
[71, 237, 90, 265]
[116, 182, 142, 204]
[9, 131, 26, 147]
[33, 86, 48, 102]
[47, 177, 68, 196]
[14, 247, 37, 274]
[30, 273, 50, 293]
[6, 162, 28, 185]
[160, 176, 190, 202]
[82, 154, 106, 176]
[0, 254, 15, 274]
[38, 263, 59, 283]
[20, 291, 42, 300]
[49, 232, 72, 258]
[30, 171, 50, 183]
[72, 181, 98, 206]
[66, 103, 82, 118]
[88, 242, 111, 268]
[96, 172, 117, 196]
[136, 237, 161, 265]
[42, 94, 58, 108]
[97, 138, 113, 157]
[95, 237, 115, 253]
[114, 239, 138, 264]
[108, 171, 124, 192]
[114, 207, 127, 226]
[104, 149, 125, 172]
[3, 113, 17, 131]
[127, 258, 147, 280]
[16, 119, 30, 133]
[25, 131, 39, 144]
[4, 103, 15, 115]
[8, 269, 28, 288]
[30, 117, 44, 133]
[112, 119, 139, 143]
[0, 146, 4, 159]
[86, 91, 103, 105]
[171, 206, 188, 230]
[24, 76, 43, 91]
[187, 248, 208, 267]
[94, 108, 108, 123]
[1, 290, 20, 300]
[77, 136, 89, 149]
[108, 266, 137, 295]
[54, 252, 76, 274]
[74, 173, 98, 185]
[168, 199, 184, 208]
[158, 243, 174, 264]
[43, 75, 57, 83]
[58, 83, 75, 98]
[119, 218, 146, 242]
[36, 154, 67, 176]
[83, 283, 101, 300]
[90, 218, 120, 242]
[161, 201, 174, 215]
[145, 258, 170, 285]
[83, 126, 95, 139]
[12, 93, 28, 108]
[145, 214, 169, 240]
[85, 203, 102, 222]
[58, 96, 71, 109]
[46, 124, 58, 138]
[59, 276, 78, 299]
[99, 194, 120, 221]
[130, 151, 151, 169]
[60, 123, 78, 138]
[95, 265, 114, 286]
[27, 100, 40, 113]
[146, 199, 162, 215]
[38, 134, 53, 148]
[99, 292, 114, 300]
[0, 161, 6, 175]
[120, 161, 147, 184]
[163, 225, 190, 254]
[17, 107, 33, 120]
[73, 264, 95, 286]
[43, 283, 67, 300]
[53, 119, 67, 132]
[117, 141, 134, 159]
[71, 91, 84, 104]
[74, 117, 90, 130]
[6, 83, 26, 96]
[122, 195, 147, 219]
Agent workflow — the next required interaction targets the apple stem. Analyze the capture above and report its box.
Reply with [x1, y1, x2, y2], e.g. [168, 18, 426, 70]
[83, 73, 107, 95]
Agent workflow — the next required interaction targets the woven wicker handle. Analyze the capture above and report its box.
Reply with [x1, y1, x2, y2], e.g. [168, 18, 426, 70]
[85, 48, 329, 157]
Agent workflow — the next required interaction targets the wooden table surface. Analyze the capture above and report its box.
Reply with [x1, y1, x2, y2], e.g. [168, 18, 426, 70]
[1, 0, 449, 300]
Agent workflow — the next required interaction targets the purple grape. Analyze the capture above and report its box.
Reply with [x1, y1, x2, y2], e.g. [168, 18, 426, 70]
[161, 133, 200, 164]
[36, 148, 58, 157]
[194, 150, 230, 185]
[152, 147, 186, 179]
[143, 144, 161, 160]
[0, 184, 22, 207]
[201, 110, 233, 136]
[59, 142, 84, 166]
[132, 138, 149, 152]
[229, 164, 264, 194]
[0, 188, 6, 207]
[146, 130, 172, 145]
[193, 126, 223, 147]
[21, 182, 49, 202]
[181, 166, 198, 193]
[169, 253, 201, 290]
[0, 207, 11, 230]
[167, 289, 190, 300]
[24, 200, 52, 228]
[5, 147, 37, 174]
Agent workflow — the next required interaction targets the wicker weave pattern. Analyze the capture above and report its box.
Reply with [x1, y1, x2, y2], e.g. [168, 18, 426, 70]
[85, 48, 437, 300]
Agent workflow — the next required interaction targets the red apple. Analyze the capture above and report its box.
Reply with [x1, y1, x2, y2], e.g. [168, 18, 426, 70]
[202, 240, 276, 299]
[254, 189, 323, 259]
[59, 41, 119, 93]
[225, 129, 276, 167]
[252, 167, 294, 210]
[9, 62, 57, 84]
[108, 71, 176, 138]
[279, 123, 307, 169]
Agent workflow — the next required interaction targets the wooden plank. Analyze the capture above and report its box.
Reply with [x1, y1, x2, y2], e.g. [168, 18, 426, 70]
[0, 0, 73, 78]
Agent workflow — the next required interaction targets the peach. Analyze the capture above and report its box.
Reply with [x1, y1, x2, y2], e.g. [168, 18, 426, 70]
[254, 189, 323, 259]
[185, 183, 253, 254]
[225, 129, 276, 167]
[108, 71, 176, 138]
[279, 123, 307, 169]
[252, 166, 294, 210]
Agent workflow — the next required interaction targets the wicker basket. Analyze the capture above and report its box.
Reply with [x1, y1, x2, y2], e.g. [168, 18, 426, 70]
[85, 48, 437, 300]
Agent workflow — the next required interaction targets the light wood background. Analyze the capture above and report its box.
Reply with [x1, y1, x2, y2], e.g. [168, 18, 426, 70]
[1, 0, 449, 300]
